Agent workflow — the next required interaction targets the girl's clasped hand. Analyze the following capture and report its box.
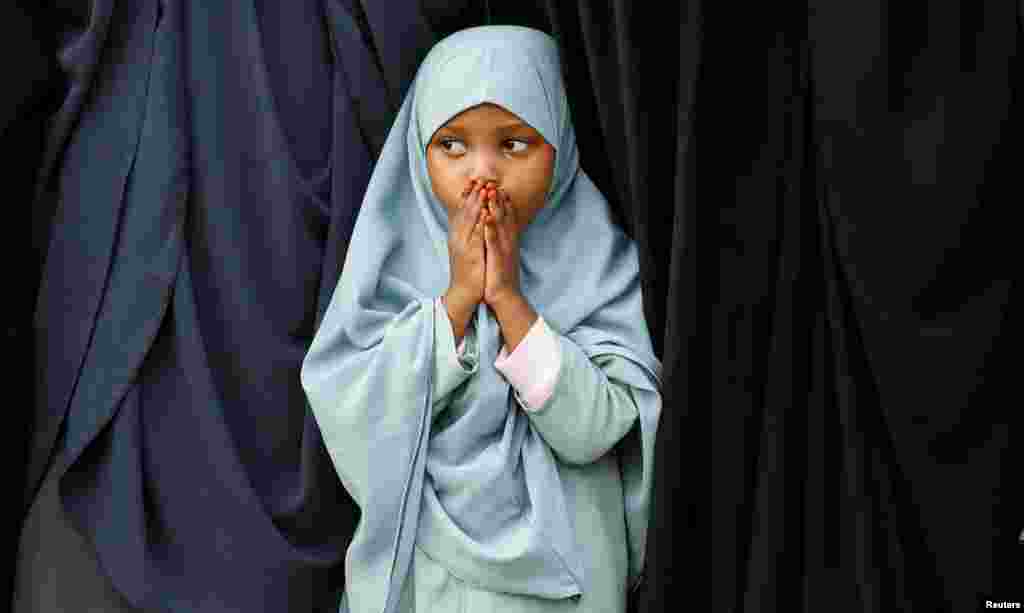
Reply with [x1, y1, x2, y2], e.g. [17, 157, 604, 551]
[447, 178, 523, 312]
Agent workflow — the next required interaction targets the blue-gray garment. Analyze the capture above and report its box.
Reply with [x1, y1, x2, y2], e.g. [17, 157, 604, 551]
[301, 25, 662, 613]
[22, 1, 435, 610]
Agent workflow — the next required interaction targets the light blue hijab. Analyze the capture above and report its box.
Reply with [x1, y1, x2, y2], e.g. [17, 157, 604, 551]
[301, 25, 661, 613]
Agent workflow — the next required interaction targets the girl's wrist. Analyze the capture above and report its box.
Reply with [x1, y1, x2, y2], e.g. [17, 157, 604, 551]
[443, 287, 477, 338]
[484, 287, 522, 311]
[445, 285, 478, 309]
[486, 290, 536, 353]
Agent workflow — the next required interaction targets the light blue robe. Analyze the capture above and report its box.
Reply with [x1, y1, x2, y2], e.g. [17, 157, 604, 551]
[301, 25, 663, 613]
[387, 301, 642, 612]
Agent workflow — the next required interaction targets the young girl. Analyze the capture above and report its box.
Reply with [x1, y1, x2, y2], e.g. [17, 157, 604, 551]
[301, 26, 662, 613]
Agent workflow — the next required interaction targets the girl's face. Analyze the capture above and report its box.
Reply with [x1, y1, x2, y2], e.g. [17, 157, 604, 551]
[427, 103, 555, 231]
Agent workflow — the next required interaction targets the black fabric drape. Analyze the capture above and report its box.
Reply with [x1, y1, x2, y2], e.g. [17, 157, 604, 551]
[419, 1, 1022, 611]
[802, 2, 1022, 609]
[0, 2, 62, 607]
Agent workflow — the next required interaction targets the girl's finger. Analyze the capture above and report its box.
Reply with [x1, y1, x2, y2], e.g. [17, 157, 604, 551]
[459, 200, 480, 243]
[469, 218, 483, 244]
[479, 191, 491, 219]
[474, 187, 489, 213]
[459, 180, 479, 207]
[491, 194, 504, 223]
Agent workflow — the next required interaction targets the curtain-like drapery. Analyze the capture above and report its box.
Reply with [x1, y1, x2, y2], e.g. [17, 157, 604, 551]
[5, 0, 1020, 611]
[5, 1, 430, 610]
[420, 1, 1022, 609]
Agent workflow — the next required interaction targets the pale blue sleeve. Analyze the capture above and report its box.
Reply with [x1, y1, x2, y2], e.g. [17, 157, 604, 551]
[432, 297, 478, 419]
[521, 334, 641, 465]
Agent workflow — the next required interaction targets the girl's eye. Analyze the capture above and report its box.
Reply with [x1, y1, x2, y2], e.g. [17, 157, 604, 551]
[439, 138, 466, 155]
[504, 140, 529, 154]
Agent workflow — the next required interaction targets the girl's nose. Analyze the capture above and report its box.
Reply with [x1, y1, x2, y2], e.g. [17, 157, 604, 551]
[470, 151, 501, 185]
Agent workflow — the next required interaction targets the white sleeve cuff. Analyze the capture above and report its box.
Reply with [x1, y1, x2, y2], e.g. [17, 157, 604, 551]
[493, 315, 562, 411]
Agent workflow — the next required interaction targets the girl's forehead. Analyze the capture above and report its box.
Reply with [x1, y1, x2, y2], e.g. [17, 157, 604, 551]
[440, 103, 532, 129]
